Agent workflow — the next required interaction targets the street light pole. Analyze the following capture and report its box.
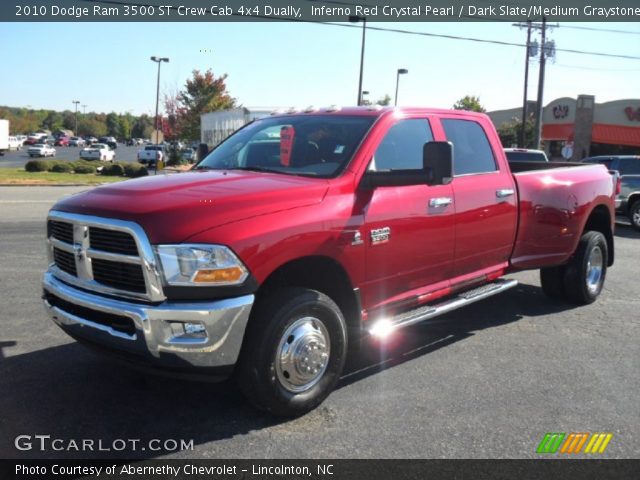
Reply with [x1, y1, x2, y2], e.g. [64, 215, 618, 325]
[72, 100, 80, 136]
[349, 16, 366, 106]
[394, 69, 408, 106]
[150, 56, 169, 144]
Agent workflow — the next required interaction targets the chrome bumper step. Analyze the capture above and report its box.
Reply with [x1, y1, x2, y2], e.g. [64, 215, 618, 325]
[369, 279, 518, 336]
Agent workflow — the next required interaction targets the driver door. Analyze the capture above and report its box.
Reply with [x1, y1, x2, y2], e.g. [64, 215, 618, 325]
[362, 118, 455, 310]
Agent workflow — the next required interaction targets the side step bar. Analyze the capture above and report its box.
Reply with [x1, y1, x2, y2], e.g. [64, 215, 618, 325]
[368, 279, 518, 336]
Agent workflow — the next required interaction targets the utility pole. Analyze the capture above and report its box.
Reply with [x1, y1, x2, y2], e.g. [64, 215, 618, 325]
[519, 21, 532, 148]
[533, 16, 547, 150]
[515, 18, 556, 150]
[72, 100, 80, 136]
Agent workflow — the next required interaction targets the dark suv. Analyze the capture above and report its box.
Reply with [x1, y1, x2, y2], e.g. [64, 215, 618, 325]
[583, 155, 640, 230]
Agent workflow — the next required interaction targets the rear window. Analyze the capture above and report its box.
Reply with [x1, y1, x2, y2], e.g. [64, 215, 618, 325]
[618, 158, 640, 175]
[441, 119, 497, 175]
[505, 151, 548, 162]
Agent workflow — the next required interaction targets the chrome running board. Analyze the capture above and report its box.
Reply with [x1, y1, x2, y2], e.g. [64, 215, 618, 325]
[369, 279, 518, 336]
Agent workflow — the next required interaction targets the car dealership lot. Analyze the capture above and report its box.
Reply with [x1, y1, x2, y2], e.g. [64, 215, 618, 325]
[0, 186, 638, 459]
[0, 145, 141, 169]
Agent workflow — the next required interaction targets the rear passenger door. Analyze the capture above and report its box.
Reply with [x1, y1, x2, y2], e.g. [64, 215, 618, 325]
[440, 117, 517, 278]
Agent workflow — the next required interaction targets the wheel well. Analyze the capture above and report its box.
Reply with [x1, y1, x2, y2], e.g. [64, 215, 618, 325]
[257, 256, 361, 333]
[628, 193, 640, 211]
[583, 204, 614, 266]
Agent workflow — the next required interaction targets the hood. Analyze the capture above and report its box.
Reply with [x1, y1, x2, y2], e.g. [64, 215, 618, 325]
[54, 170, 329, 243]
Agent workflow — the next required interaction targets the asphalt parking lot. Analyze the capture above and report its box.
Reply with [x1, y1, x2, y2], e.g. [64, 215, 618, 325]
[0, 145, 141, 168]
[0, 186, 638, 459]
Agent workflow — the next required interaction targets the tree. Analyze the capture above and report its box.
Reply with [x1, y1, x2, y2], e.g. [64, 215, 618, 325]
[453, 95, 486, 113]
[117, 116, 132, 140]
[131, 114, 154, 139]
[174, 69, 237, 140]
[106, 113, 119, 137]
[361, 94, 391, 107]
[496, 116, 536, 149]
[376, 94, 392, 106]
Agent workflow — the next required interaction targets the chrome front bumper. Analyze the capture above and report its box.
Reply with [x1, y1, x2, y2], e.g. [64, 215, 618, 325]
[43, 272, 254, 373]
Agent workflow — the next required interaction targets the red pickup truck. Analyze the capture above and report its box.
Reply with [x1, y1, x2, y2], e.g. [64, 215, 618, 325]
[43, 107, 616, 417]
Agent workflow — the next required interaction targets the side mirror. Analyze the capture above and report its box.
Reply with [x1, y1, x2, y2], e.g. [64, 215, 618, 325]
[423, 141, 453, 186]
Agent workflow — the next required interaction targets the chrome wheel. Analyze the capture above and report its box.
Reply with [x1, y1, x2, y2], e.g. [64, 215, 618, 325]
[586, 245, 604, 295]
[632, 208, 640, 227]
[275, 316, 331, 393]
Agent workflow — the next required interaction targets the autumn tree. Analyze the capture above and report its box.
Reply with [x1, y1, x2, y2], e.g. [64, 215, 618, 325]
[453, 95, 486, 113]
[170, 69, 237, 141]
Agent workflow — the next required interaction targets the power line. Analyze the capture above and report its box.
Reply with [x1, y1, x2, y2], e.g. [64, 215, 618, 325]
[558, 24, 640, 35]
[320, 21, 640, 61]
[84, 0, 640, 61]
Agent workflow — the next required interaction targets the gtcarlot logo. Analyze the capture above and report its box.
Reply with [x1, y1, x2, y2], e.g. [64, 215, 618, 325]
[536, 432, 613, 454]
[14, 435, 194, 452]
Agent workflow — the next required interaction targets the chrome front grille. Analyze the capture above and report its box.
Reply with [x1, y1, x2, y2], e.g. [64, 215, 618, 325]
[46, 211, 165, 302]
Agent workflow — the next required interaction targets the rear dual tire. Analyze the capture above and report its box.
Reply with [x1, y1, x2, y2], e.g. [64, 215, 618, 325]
[629, 200, 640, 232]
[540, 231, 608, 305]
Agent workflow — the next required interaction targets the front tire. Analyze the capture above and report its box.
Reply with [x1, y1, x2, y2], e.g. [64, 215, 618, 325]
[629, 200, 640, 231]
[237, 287, 347, 417]
[563, 231, 608, 305]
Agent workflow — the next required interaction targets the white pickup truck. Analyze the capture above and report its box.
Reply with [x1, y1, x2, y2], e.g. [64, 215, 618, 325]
[137, 144, 165, 165]
[79, 143, 115, 161]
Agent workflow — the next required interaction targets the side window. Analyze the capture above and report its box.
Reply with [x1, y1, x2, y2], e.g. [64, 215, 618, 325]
[441, 119, 497, 175]
[369, 119, 433, 171]
[619, 158, 640, 175]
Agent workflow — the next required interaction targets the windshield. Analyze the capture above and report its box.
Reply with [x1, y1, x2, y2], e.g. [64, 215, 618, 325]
[195, 115, 375, 178]
[145, 146, 163, 151]
[505, 151, 547, 162]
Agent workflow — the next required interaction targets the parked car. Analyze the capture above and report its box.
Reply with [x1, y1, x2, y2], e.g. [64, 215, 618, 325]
[79, 143, 115, 161]
[181, 148, 198, 163]
[23, 136, 41, 146]
[98, 136, 117, 150]
[84, 136, 98, 145]
[582, 155, 640, 230]
[137, 144, 165, 165]
[28, 143, 56, 157]
[15, 135, 27, 145]
[504, 148, 549, 162]
[42, 106, 616, 417]
[68, 137, 85, 147]
[54, 137, 70, 147]
[7, 136, 23, 150]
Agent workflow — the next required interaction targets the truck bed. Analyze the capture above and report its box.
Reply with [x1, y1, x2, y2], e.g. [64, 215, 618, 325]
[510, 162, 615, 269]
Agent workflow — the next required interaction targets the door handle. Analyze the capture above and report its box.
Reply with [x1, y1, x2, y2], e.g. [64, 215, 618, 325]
[496, 189, 515, 198]
[429, 197, 453, 208]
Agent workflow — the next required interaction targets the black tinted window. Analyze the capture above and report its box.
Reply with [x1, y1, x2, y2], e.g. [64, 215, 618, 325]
[370, 119, 433, 171]
[619, 158, 640, 175]
[585, 158, 614, 169]
[505, 151, 547, 162]
[441, 119, 497, 175]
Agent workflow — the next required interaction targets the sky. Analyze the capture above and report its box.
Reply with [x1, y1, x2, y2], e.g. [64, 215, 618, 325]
[1, 21, 639, 115]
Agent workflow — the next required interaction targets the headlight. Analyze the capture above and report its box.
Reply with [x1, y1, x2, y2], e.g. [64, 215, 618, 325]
[155, 244, 249, 286]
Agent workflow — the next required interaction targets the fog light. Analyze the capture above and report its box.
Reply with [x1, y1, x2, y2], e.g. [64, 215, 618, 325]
[184, 322, 206, 336]
[369, 318, 395, 338]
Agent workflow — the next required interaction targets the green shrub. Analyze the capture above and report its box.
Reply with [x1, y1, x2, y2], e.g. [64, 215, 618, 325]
[51, 162, 74, 173]
[124, 163, 148, 178]
[25, 160, 51, 172]
[101, 163, 125, 176]
[73, 164, 97, 174]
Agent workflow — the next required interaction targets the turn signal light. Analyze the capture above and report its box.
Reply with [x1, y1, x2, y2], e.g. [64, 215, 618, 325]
[193, 267, 245, 283]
